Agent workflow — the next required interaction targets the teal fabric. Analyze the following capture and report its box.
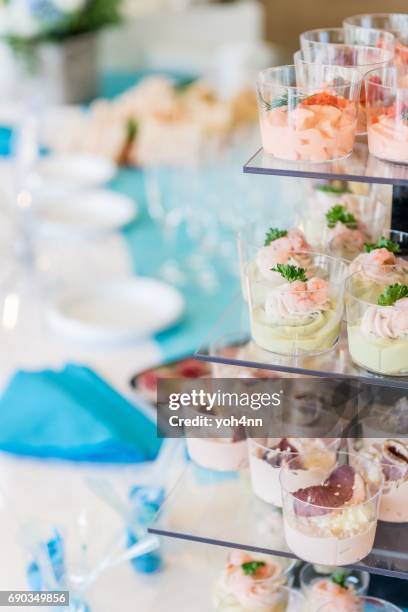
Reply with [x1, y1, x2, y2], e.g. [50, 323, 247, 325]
[0, 364, 161, 462]
[0, 70, 239, 461]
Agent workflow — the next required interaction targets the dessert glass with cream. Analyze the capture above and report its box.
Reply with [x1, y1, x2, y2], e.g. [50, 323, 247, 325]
[184, 404, 248, 471]
[246, 253, 347, 355]
[238, 223, 309, 302]
[256, 64, 360, 162]
[213, 551, 304, 612]
[280, 452, 383, 566]
[300, 564, 370, 612]
[248, 438, 340, 507]
[365, 66, 408, 164]
[349, 438, 408, 523]
[345, 268, 408, 376]
[324, 199, 387, 262]
[344, 13, 408, 68]
[317, 596, 403, 612]
[348, 232, 408, 290]
[300, 181, 387, 254]
[298, 33, 394, 134]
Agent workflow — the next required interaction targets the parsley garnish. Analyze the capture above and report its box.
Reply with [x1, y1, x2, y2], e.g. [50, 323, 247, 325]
[126, 118, 138, 141]
[331, 570, 348, 589]
[364, 237, 401, 254]
[264, 228, 288, 246]
[402, 110, 408, 122]
[326, 205, 358, 229]
[271, 264, 308, 283]
[242, 561, 266, 576]
[377, 284, 408, 307]
[315, 184, 350, 195]
[174, 77, 196, 92]
[260, 92, 304, 111]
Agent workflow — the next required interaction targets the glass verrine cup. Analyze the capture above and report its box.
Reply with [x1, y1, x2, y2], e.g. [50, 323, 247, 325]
[365, 66, 408, 164]
[280, 451, 383, 566]
[317, 596, 402, 612]
[238, 220, 308, 301]
[345, 268, 408, 376]
[348, 438, 408, 523]
[298, 32, 394, 134]
[183, 403, 249, 472]
[300, 563, 370, 609]
[324, 194, 388, 261]
[248, 439, 340, 507]
[344, 13, 408, 67]
[256, 64, 360, 162]
[213, 550, 299, 612]
[246, 251, 347, 356]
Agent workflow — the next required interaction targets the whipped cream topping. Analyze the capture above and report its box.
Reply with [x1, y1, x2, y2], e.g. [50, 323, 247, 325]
[265, 278, 330, 320]
[349, 248, 408, 284]
[220, 552, 285, 609]
[361, 297, 408, 340]
[256, 229, 311, 281]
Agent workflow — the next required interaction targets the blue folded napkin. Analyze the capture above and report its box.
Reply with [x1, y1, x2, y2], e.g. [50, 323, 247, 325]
[0, 364, 161, 462]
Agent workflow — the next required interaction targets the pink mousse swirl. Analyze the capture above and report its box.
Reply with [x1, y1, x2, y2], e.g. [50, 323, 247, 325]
[329, 223, 367, 252]
[256, 229, 311, 281]
[265, 278, 330, 320]
[349, 248, 408, 284]
[361, 297, 408, 340]
[309, 579, 362, 612]
[221, 552, 285, 609]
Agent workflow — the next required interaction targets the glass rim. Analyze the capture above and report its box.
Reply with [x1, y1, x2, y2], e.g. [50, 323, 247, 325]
[300, 30, 394, 66]
[280, 450, 384, 508]
[344, 12, 408, 28]
[257, 64, 361, 89]
[317, 595, 402, 612]
[364, 66, 408, 92]
[345, 268, 408, 305]
[250, 438, 340, 454]
[302, 25, 395, 46]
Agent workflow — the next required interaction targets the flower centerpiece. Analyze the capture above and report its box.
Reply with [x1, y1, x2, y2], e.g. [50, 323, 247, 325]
[0, 0, 123, 103]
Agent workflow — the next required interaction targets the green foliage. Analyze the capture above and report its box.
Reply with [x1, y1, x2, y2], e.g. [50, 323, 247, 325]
[364, 237, 401, 254]
[377, 284, 408, 307]
[331, 570, 348, 589]
[241, 561, 266, 576]
[326, 204, 357, 229]
[264, 227, 288, 246]
[315, 183, 350, 194]
[271, 264, 308, 283]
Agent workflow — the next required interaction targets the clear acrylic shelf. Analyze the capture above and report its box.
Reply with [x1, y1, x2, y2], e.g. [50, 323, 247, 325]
[194, 297, 408, 390]
[244, 142, 408, 186]
[149, 464, 408, 581]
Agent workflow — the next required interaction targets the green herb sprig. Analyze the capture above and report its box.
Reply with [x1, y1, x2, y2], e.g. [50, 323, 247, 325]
[259, 92, 305, 111]
[315, 184, 350, 195]
[326, 205, 358, 229]
[364, 237, 401, 254]
[331, 570, 348, 589]
[271, 264, 308, 283]
[377, 284, 408, 307]
[242, 561, 266, 576]
[264, 228, 288, 246]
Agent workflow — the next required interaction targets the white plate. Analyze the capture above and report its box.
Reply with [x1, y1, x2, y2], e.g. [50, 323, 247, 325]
[47, 278, 184, 345]
[36, 154, 117, 187]
[36, 189, 138, 237]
